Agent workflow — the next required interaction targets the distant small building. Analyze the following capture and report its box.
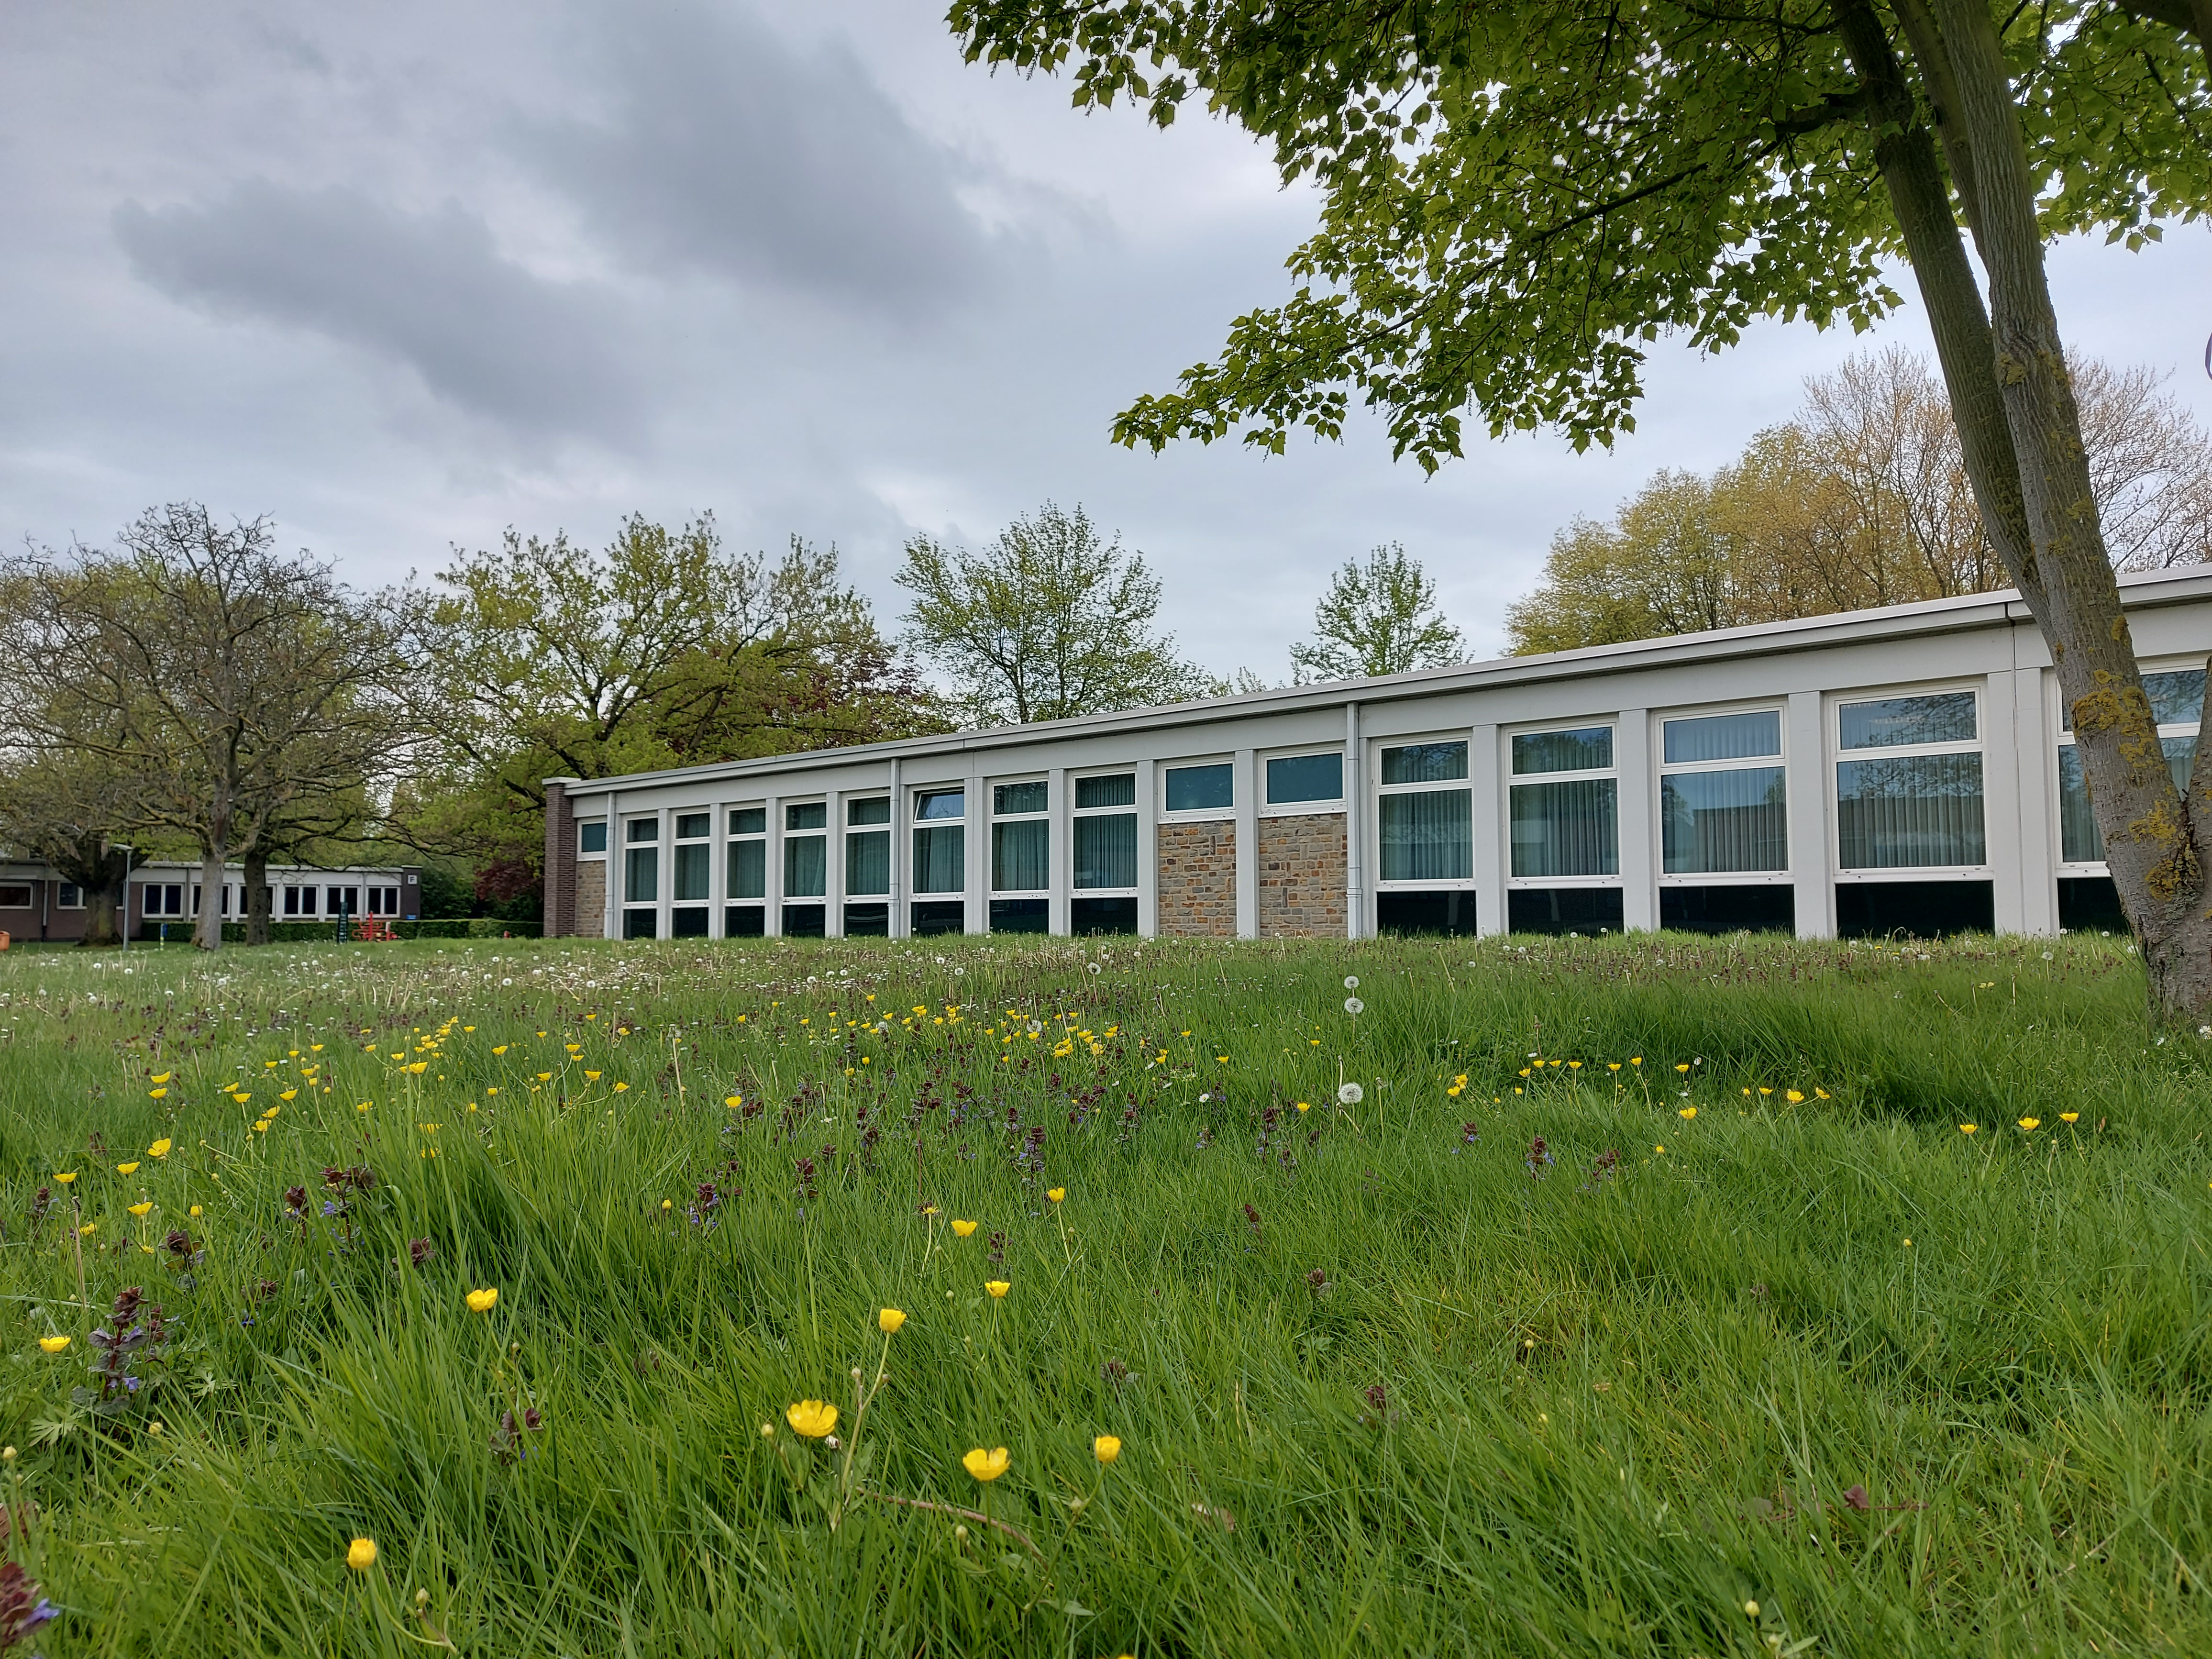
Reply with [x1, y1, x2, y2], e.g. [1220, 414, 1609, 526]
[0, 859, 421, 943]
[539, 566, 2212, 943]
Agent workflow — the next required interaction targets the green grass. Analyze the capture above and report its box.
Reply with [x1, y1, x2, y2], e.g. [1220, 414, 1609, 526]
[0, 931, 2207, 1656]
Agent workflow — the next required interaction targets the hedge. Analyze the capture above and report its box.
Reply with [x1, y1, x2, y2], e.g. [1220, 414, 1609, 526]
[133, 918, 543, 944]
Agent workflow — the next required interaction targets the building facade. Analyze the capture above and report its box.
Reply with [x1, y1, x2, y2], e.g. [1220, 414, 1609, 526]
[0, 860, 421, 943]
[543, 568, 2212, 944]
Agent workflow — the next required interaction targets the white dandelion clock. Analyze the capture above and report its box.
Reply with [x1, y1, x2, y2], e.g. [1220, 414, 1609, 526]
[1343, 975, 1360, 990]
[1344, 996, 1365, 1015]
[1338, 1082, 1364, 1106]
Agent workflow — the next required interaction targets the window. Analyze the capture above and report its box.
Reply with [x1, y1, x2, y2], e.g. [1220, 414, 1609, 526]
[847, 797, 890, 896]
[1659, 709, 1787, 875]
[144, 883, 186, 917]
[1836, 691, 1984, 869]
[367, 886, 399, 916]
[57, 883, 83, 908]
[675, 811, 711, 840]
[673, 812, 711, 904]
[728, 810, 766, 901]
[2058, 668, 2204, 864]
[1163, 763, 1232, 813]
[1073, 773, 1137, 891]
[627, 818, 659, 842]
[327, 886, 359, 916]
[626, 842, 660, 903]
[283, 885, 317, 917]
[913, 788, 964, 894]
[1379, 740, 1472, 883]
[578, 820, 608, 854]
[0, 884, 31, 909]
[1266, 752, 1343, 807]
[992, 780, 1049, 893]
[784, 801, 827, 898]
[1510, 729, 1616, 878]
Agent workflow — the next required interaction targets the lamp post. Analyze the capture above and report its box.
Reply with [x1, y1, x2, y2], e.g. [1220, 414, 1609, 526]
[110, 843, 135, 952]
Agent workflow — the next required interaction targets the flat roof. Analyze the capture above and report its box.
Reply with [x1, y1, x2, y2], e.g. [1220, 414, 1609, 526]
[554, 564, 2212, 797]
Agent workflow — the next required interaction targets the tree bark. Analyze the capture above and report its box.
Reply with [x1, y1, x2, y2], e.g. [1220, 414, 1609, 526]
[244, 849, 271, 946]
[1924, 0, 2212, 1018]
[195, 842, 227, 951]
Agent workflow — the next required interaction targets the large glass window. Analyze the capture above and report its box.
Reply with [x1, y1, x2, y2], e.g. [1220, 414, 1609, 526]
[912, 788, 965, 894]
[675, 811, 710, 840]
[673, 812, 710, 902]
[786, 802, 828, 832]
[1164, 763, 1233, 813]
[578, 820, 607, 854]
[1660, 710, 1786, 875]
[727, 807, 766, 899]
[785, 834, 826, 897]
[1510, 728, 1616, 877]
[625, 845, 659, 902]
[1837, 691, 1983, 870]
[2057, 667, 2204, 863]
[845, 797, 890, 896]
[1378, 741, 1472, 884]
[992, 779, 1049, 892]
[628, 818, 659, 842]
[1265, 752, 1343, 806]
[1074, 773, 1137, 890]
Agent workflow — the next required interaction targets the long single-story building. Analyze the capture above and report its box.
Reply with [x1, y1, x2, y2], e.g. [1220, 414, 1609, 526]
[0, 860, 421, 943]
[542, 566, 2212, 944]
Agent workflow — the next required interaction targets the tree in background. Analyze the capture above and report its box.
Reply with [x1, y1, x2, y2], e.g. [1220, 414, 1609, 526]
[0, 752, 136, 946]
[1289, 543, 1464, 681]
[1507, 348, 2212, 654]
[406, 515, 942, 887]
[0, 504, 411, 950]
[948, 4, 2212, 1015]
[896, 502, 1215, 726]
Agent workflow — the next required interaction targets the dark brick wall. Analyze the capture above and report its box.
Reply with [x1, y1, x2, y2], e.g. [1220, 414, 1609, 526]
[1158, 821, 1236, 937]
[1258, 812, 1346, 938]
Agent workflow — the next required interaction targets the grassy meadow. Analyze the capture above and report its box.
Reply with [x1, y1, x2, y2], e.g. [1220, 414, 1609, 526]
[0, 930, 2207, 1656]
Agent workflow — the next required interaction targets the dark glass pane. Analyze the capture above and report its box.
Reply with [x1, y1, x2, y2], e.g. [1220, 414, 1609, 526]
[989, 897, 1050, 934]
[1837, 693, 1976, 749]
[1377, 890, 1476, 937]
[578, 821, 608, 853]
[1073, 813, 1137, 889]
[847, 796, 891, 826]
[843, 902, 890, 937]
[846, 830, 889, 896]
[909, 899, 964, 936]
[915, 789, 965, 821]
[913, 824, 964, 892]
[781, 903, 825, 939]
[1836, 880, 1992, 939]
[1381, 742, 1468, 785]
[1511, 727, 1613, 775]
[1659, 885, 1794, 935]
[784, 835, 826, 897]
[1507, 887, 1624, 935]
[727, 839, 765, 900]
[2057, 737, 2194, 863]
[1661, 710, 1780, 763]
[670, 907, 708, 937]
[1836, 754, 1985, 867]
[1265, 752, 1343, 804]
[627, 818, 659, 841]
[1509, 779, 1618, 877]
[1071, 896, 1137, 935]
[622, 907, 657, 939]
[675, 812, 710, 840]
[624, 846, 659, 902]
[1659, 767, 1787, 873]
[674, 843, 710, 902]
[995, 780, 1049, 816]
[729, 807, 766, 836]
[1379, 789, 1472, 881]
[993, 819, 1049, 890]
[1075, 774, 1136, 808]
[724, 903, 764, 937]
[1164, 764, 1233, 811]
[785, 802, 827, 831]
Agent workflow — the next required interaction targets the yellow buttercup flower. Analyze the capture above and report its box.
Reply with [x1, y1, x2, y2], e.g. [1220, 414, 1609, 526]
[117, 1161, 141, 1174]
[1676, 1107, 1696, 1120]
[985, 1280, 1010, 1299]
[962, 1446, 1010, 1482]
[151, 1071, 172, 1084]
[189, 1206, 202, 1217]
[1959, 1123, 1978, 1135]
[2017, 1117, 2040, 1131]
[280, 1089, 298, 1101]
[148, 1088, 168, 1099]
[879, 1307, 907, 1334]
[613, 1082, 629, 1093]
[38, 1336, 70, 1354]
[347, 1537, 377, 1571]
[786, 1399, 839, 1438]
[2059, 1111, 2079, 1124]
[951, 1219, 978, 1238]
[1785, 1090, 1804, 1104]
[128, 1201, 152, 1217]
[724, 1095, 743, 1109]
[585, 1071, 601, 1081]
[54, 1172, 76, 1184]
[148, 1138, 172, 1158]
[492, 1045, 509, 1055]
[465, 1288, 499, 1314]
[1094, 1435, 1121, 1464]
[1047, 1188, 1066, 1204]
[536, 1072, 552, 1082]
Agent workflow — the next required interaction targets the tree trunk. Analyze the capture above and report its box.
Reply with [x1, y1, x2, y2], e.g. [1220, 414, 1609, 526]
[1926, 0, 2212, 1019]
[82, 877, 122, 948]
[244, 850, 271, 946]
[195, 842, 226, 951]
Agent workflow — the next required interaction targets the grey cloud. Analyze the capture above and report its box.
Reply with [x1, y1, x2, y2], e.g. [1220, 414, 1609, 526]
[522, 1, 1005, 316]
[113, 180, 637, 439]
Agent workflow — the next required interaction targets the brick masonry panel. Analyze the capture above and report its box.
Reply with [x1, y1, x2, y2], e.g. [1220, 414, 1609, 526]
[1259, 812, 1347, 938]
[1157, 820, 1236, 938]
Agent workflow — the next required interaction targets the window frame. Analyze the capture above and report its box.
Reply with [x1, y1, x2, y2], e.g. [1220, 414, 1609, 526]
[909, 783, 966, 896]
[1374, 732, 1476, 893]
[1829, 682, 1988, 882]
[1261, 749, 1346, 815]
[1503, 721, 1619, 889]
[1159, 757, 1235, 822]
[2051, 661, 2205, 877]
[1654, 703, 1791, 888]
[725, 805, 769, 904]
[1072, 769, 1139, 896]
[577, 819, 608, 857]
[781, 798, 829, 899]
[0, 882, 32, 910]
[989, 776, 1051, 896]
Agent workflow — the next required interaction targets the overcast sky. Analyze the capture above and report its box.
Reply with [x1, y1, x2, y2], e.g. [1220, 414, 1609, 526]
[5, 1, 2209, 677]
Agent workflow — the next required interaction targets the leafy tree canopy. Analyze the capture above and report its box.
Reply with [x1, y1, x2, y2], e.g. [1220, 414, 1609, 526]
[1290, 542, 1464, 680]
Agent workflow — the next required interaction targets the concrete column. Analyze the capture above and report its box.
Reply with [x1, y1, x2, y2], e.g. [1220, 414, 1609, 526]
[1616, 708, 1655, 932]
[1048, 766, 1070, 935]
[604, 789, 620, 939]
[1981, 670, 2025, 934]
[657, 804, 672, 940]
[1136, 757, 1159, 937]
[764, 794, 784, 939]
[1471, 724, 1505, 936]
[825, 788, 845, 938]
[709, 799, 729, 938]
[1233, 748, 1258, 940]
[1343, 703, 1364, 939]
[1786, 692, 1833, 939]
[966, 761, 987, 934]
[887, 758, 908, 940]
[2012, 662, 2058, 934]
